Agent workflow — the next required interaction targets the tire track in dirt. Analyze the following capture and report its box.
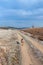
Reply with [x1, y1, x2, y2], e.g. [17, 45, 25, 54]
[19, 32, 43, 54]
[18, 34, 33, 65]
[18, 32, 43, 65]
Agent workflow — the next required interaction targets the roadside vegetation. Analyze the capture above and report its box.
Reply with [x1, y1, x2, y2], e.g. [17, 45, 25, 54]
[23, 28, 43, 41]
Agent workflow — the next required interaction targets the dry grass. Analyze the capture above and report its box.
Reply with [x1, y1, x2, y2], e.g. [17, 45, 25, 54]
[0, 29, 21, 65]
[23, 28, 43, 41]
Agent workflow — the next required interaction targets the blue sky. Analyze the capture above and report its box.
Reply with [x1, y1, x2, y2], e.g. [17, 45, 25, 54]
[0, 0, 43, 27]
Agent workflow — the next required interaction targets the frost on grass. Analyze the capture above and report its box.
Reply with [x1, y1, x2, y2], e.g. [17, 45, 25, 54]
[0, 29, 21, 65]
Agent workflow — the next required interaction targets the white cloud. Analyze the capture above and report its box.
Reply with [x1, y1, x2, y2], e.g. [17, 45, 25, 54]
[36, 15, 43, 19]
[0, 8, 32, 17]
[32, 8, 43, 15]
[18, 0, 43, 8]
[18, 0, 38, 6]
[0, 7, 43, 20]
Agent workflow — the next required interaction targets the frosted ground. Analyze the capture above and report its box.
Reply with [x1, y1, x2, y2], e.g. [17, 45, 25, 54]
[0, 29, 21, 65]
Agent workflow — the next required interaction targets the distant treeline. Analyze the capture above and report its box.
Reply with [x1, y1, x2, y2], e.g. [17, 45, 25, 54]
[0, 27, 29, 30]
[0, 27, 17, 29]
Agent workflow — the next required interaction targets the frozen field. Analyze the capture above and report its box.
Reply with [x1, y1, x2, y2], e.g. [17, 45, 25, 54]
[0, 29, 21, 65]
[0, 29, 43, 65]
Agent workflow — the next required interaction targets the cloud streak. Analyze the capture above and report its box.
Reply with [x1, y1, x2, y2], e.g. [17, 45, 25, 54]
[0, 7, 43, 20]
[0, 0, 43, 27]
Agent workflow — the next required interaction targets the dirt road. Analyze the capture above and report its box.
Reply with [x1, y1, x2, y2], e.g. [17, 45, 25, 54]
[18, 32, 43, 65]
[0, 30, 43, 65]
[18, 34, 33, 65]
[19, 32, 43, 53]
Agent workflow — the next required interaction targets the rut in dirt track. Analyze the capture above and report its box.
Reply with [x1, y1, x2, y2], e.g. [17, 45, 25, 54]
[18, 32, 43, 65]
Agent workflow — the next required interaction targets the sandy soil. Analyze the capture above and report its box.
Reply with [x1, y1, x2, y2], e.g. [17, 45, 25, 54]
[18, 33, 43, 65]
[0, 29, 43, 65]
[20, 32, 43, 53]
[18, 34, 33, 65]
[0, 29, 20, 65]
